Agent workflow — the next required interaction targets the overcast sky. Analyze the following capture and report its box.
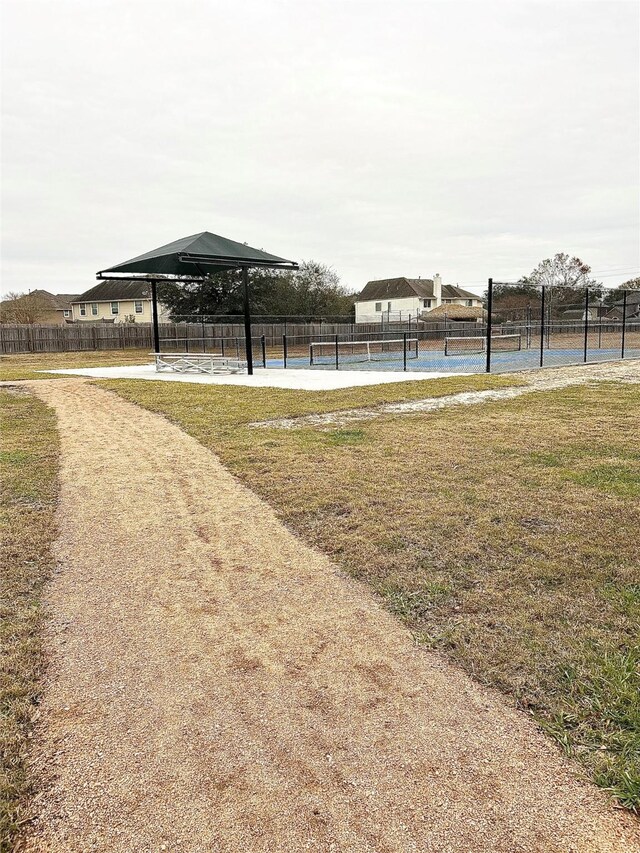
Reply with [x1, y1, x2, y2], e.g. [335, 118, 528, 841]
[2, 0, 638, 297]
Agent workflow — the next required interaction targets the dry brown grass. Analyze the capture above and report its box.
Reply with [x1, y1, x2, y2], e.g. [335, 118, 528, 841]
[0, 389, 59, 848]
[0, 350, 153, 382]
[107, 377, 640, 810]
[19, 380, 640, 851]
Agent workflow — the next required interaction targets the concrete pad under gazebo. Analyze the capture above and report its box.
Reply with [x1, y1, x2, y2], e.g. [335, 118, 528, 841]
[97, 231, 298, 375]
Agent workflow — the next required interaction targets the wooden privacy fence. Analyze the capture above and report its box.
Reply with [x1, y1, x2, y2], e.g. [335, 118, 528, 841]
[1, 319, 487, 354]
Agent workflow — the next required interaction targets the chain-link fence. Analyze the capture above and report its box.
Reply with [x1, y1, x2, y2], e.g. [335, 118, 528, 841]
[151, 284, 638, 374]
[487, 282, 639, 372]
[158, 283, 637, 374]
[4, 284, 637, 372]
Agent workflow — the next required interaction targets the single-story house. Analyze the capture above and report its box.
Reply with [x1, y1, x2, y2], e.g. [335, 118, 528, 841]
[563, 293, 640, 322]
[72, 280, 170, 323]
[605, 306, 623, 320]
[613, 291, 640, 319]
[0, 289, 76, 324]
[354, 275, 483, 323]
[562, 308, 599, 322]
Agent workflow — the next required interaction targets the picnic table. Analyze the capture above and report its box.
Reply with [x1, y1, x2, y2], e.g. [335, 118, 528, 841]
[153, 353, 247, 375]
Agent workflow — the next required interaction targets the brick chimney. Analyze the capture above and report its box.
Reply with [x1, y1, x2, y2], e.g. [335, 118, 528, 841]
[433, 273, 442, 303]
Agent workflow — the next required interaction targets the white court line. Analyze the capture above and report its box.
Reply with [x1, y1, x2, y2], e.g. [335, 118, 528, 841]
[42, 363, 465, 391]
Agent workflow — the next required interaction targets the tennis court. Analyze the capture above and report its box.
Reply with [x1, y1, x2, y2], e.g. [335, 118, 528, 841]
[264, 333, 640, 374]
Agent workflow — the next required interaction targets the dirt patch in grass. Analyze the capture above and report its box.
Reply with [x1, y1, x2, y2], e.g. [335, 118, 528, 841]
[0, 350, 154, 382]
[0, 389, 59, 847]
[106, 377, 640, 811]
[101, 371, 519, 432]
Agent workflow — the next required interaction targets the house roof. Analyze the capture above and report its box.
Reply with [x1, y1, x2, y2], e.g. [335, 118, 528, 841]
[442, 284, 479, 300]
[426, 304, 486, 320]
[356, 277, 479, 302]
[615, 290, 640, 306]
[562, 309, 587, 319]
[74, 280, 154, 303]
[0, 289, 72, 311]
[54, 294, 77, 309]
[357, 278, 436, 301]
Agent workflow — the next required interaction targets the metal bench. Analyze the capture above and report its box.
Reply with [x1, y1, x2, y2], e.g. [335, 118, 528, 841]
[153, 353, 247, 375]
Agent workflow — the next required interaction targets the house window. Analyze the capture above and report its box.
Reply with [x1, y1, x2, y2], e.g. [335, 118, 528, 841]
[443, 299, 453, 304]
[63, 310, 71, 318]
[111, 301, 119, 315]
[423, 299, 432, 308]
[375, 302, 382, 312]
[134, 300, 143, 313]
[466, 299, 473, 307]
[79, 303, 86, 316]
[91, 303, 98, 316]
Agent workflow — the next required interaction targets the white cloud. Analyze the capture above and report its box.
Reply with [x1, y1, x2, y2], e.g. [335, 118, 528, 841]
[2, 0, 638, 298]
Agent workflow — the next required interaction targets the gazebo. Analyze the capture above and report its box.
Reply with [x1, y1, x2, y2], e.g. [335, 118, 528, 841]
[97, 231, 298, 375]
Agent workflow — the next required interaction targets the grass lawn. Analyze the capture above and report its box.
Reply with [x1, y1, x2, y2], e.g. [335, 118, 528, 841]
[0, 349, 153, 382]
[105, 376, 640, 811]
[0, 389, 59, 847]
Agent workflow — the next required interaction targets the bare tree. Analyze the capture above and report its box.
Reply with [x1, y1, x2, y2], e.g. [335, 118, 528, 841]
[0, 291, 51, 324]
[526, 253, 600, 290]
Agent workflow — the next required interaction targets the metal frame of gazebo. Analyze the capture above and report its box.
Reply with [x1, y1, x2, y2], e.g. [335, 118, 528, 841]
[97, 232, 298, 375]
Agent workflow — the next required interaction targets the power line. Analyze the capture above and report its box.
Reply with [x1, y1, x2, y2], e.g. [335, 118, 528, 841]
[454, 268, 639, 287]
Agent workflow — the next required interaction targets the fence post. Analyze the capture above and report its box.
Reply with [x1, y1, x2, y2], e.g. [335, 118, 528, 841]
[485, 278, 493, 372]
[283, 334, 287, 368]
[583, 287, 589, 363]
[621, 290, 627, 358]
[335, 334, 339, 370]
[403, 332, 407, 371]
[539, 286, 546, 367]
[261, 334, 266, 368]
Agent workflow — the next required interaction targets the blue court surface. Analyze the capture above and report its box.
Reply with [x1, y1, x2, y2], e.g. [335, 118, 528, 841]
[266, 347, 640, 374]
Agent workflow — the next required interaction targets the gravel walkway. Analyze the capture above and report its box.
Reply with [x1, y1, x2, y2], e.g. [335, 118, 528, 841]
[250, 359, 640, 429]
[23, 379, 639, 852]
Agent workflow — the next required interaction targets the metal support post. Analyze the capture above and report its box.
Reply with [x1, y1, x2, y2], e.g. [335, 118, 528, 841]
[242, 266, 253, 375]
[583, 288, 589, 363]
[485, 278, 493, 373]
[539, 286, 546, 367]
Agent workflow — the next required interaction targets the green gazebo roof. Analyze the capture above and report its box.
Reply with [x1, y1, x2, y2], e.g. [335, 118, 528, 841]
[98, 231, 297, 279]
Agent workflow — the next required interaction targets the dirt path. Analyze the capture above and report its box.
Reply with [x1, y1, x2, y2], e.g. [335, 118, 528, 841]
[23, 380, 639, 852]
[250, 360, 640, 429]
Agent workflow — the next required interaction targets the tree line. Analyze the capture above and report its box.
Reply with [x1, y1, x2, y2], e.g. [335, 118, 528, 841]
[160, 261, 355, 320]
